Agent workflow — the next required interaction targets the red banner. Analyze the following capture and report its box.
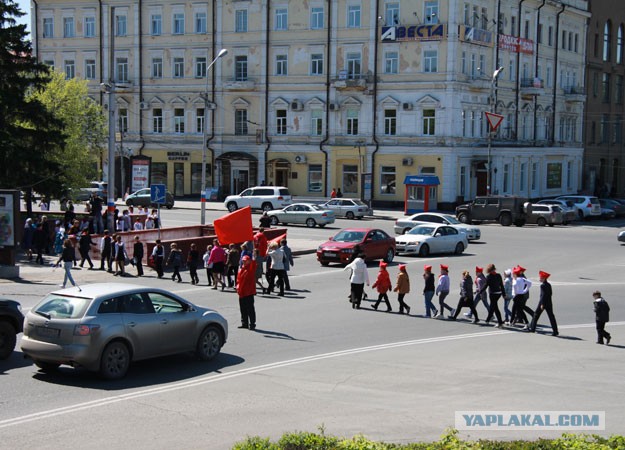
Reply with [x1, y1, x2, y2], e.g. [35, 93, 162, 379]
[499, 34, 534, 54]
[214, 206, 254, 245]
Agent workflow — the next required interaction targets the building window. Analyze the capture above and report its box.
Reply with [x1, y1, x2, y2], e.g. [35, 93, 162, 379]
[116, 57, 128, 82]
[195, 12, 206, 33]
[617, 75, 624, 104]
[276, 54, 288, 76]
[275, 8, 287, 31]
[115, 14, 127, 36]
[537, 23, 542, 44]
[43, 17, 53, 38]
[574, 33, 579, 52]
[567, 161, 573, 189]
[195, 57, 207, 78]
[618, 25, 624, 64]
[384, 51, 398, 74]
[235, 10, 248, 32]
[343, 164, 358, 194]
[311, 110, 323, 135]
[423, 109, 435, 135]
[153, 109, 163, 133]
[235, 110, 248, 135]
[84, 16, 95, 37]
[235, 55, 248, 81]
[196, 108, 205, 133]
[311, 53, 323, 75]
[510, 16, 515, 36]
[601, 114, 610, 143]
[524, 20, 530, 39]
[384, 109, 396, 136]
[604, 21, 612, 62]
[173, 57, 184, 78]
[425, 1, 439, 24]
[85, 59, 96, 80]
[464, 4, 470, 26]
[602, 73, 611, 103]
[118, 108, 128, 133]
[151, 14, 162, 35]
[615, 117, 623, 144]
[385, 2, 399, 25]
[503, 164, 510, 193]
[346, 109, 359, 135]
[347, 5, 361, 28]
[64, 60, 75, 79]
[346, 52, 361, 79]
[311, 7, 324, 29]
[276, 109, 287, 135]
[63, 17, 75, 38]
[548, 25, 553, 46]
[520, 162, 526, 191]
[380, 166, 396, 195]
[174, 109, 185, 134]
[173, 13, 185, 34]
[561, 30, 566, 49]
[307, 165, 323, 192]
[152, 57, 162, 78]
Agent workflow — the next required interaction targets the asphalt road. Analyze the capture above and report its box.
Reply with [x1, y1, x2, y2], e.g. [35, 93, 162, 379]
[1, 210, 624, 449]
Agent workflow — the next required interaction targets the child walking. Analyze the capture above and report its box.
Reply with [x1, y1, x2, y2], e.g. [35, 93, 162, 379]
[393, 264, 411, 314]
[167, 242, 183, 283]
[372, 261, 392, 312]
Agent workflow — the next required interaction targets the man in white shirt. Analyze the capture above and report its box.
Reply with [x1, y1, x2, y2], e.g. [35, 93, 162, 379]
[344, 251, 369, 309]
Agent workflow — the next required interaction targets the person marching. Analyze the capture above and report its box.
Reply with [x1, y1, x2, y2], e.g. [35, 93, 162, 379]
[55, 239, 80, 290]
[78, 230, 96, 270]
[435, 264, 453, 318]
[202, 244, 214, 286]
[592, 291, 611, 345]
[280, 238, 294, 291]
[372, 261, 392, 312]
[511, 266, 532, 325]
[113, 235, 127, 276]
[503, 268, 513, 324]
[465, 266, 488, 319]
[393, 264, 411, 314]
[208, 239, 228, 290]
[344, 251, 369, 309]
[166, 242, 183, 283]
[266, 241, 286, 296]
[187, 243, 200, 284]
[423, 264, 438, 318]
[450, 270, 479, 322]
[482, 263, 505, 328]
[528, 270, 559, 336]
[133, 235, 144, 277]
[259, 211, 272, 228]
[236, 255, 257, 330]
[516, 266, 535, 325]
[226, 243, 240, 287]
[99, 230, 113, 272]
[152, 239, 165, 278]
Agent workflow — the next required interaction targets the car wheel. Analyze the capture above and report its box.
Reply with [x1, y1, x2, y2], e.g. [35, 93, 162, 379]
[499, 213, 512, 226]
[418, 244, 430, 257]
[548, 223, 555, 227]
[384, 248, 395, 263]
[196, 325, 223, 361]
[454, 242, 465, 255]
[458, 213, 470, 224]
[270, 216, 279, 226]
[99, 341, 131, 380]
[262, 203, 273, 212]
[306, 218, 316, 228]
[0, 320, 17, 360]
[125, 200, 134, 207]
[346, 211, 355, 219]
[537, 217, 547, 227]
[33, 360, 60, 372]
[166, 204, 173, 210]
[227, 202, 238, 212]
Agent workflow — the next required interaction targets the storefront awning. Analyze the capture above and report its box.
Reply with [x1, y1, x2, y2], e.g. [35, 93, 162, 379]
[216, 151, 258, 161]
[403, 175, 440, 185]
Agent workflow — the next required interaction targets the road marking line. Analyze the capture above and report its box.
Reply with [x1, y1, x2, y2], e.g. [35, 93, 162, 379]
[3, 321, 624, 429]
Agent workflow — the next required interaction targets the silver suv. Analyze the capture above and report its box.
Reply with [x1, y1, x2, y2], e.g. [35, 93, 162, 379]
[224, 186, 292, 212]
[556, 195, 601, 220]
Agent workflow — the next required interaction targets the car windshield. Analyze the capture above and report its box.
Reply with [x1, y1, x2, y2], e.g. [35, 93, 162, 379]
[442, 215, 461, 224]
[333, 230, 365, 242]
[310, 205, 325, 211]
[408, 226, 436, 236]
[33, 294, 91, 319]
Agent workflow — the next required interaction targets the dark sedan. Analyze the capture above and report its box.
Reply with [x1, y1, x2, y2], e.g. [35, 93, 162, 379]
[316, 228, 395, 266]
[125, 188, 175, 209]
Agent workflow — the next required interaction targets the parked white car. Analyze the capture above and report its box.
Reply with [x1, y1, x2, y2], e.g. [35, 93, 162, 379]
[319, 198, 373, 219]
[394, 212, 481, 240]
[556, 195, 601, 220]
[224, 186, 292, 212]
[395, 224, 468, 257]
[536, 199, 577, 224]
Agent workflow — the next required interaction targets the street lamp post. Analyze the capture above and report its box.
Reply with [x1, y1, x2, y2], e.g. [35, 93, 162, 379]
[200, 48, 228, 225]
[487, 67, 504, 195]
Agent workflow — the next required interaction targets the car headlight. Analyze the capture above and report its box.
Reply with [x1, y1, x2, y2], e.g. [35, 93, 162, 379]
[317, 246, 323, 251]
[344, 248, 354, 253]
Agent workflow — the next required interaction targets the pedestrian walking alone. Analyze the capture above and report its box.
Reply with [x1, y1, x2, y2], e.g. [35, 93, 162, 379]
[344, 251, 369, 309]
[592, 291, 611, 345]
[423, 264, 438, 318]
[78, 230, 96, 269]
[529, 270, 558, 336]
[237, 255, 257, 330]
[450, 270, 479, 322]
[393, 264, 411, 314]
[435, 264, 453, 318]
[372, 261, 392, 312]
[55, 239, 80, 290]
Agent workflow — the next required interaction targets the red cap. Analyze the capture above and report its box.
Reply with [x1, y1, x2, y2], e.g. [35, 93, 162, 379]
[424, 264, 432, 271]
[399, 264, 407, 271]
[379, 261, 388, 268]
[539, 270, 550, 279]
[517, 265, 527, 273]
[242, 255, 251, 262]
[440, 264, 449, 271]
[513, 266, 523, 275]
[475, 266, 483, 273]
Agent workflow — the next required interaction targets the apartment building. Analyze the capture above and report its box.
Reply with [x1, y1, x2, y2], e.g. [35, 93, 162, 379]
[32, 0, 589, 207]
[583, 0, 625, 197]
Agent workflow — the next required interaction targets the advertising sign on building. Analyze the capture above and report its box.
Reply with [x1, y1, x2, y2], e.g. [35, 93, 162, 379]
[0, 191, 16, 247]
[381, 24, 446, 42]
[131, 156, 151, 193]
[458, 25, 494, 47]
[499, 34, 534, 54]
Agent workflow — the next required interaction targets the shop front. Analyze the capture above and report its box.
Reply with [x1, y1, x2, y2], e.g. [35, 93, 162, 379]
[403, 175, 440, 214]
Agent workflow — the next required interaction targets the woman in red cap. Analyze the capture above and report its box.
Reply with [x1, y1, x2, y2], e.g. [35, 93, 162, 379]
[393, 264, 411, 314]
[236, 255, 257, 330]
[423, 265, 437, 318]
[372, 261, 392, 312]
[435, 264, 453, 318]
[528, 271, 558, 336]
[511, 266, 533, 325]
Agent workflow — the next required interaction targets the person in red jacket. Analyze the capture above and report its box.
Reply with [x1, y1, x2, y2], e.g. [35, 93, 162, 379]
[236, 255, 257, 330]
[254, 228, 268, 259]
[372, 261, 392, 312]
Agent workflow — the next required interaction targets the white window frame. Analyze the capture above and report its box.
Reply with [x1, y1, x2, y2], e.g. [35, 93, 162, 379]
[384, 51, 398, 74]
[346, 109, 359, 135]
[276, 109, 287, 135]
[174, 109, 185, 134]
[196, 108, 205, 133]
[424, 1, 438, 24]
[195, 12, 207, 33]
[116, 57, 128, 82]
[85, 59, 96, 79]
[347, 5, 361, 28]
[64, 59, 75, 79]
[173, 57, 184, 78]
[63, 17, 75, 38]
[43, 17, 54, 38]
[235, 9, 248, 33]
[311, 109, 323, 135]
[423, 109, 435, 136]
[384, 109, 397, 136]
[195, 56, 207, 78]
[84, 16, 95, 37]
[151, 14, 162, 35]
[152, 57, 163, 78]
[115, 14, 127, 36]
[275, 54, 288, 76]
[423, 50, 438, 73]
[385, 3, 399, 26]
[346, 52, 361, 79]
[173, 12, 185, 35]
[153, 108, 163, 133]
[311, 53, 323, 75]
[311, 7, 324, 29]
[275, 8, 288, 31]
[235, 55, 248, 81]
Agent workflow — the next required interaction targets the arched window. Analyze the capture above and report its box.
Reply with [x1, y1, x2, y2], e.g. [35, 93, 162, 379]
[603, 21, 612, 62]
[617, 24, 624, 64]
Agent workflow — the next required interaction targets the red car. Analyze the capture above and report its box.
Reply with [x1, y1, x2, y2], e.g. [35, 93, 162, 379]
[316, 228, 396, 266]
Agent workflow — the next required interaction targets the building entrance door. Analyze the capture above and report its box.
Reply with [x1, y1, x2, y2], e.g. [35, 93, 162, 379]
[174, 163, 184, 197]
[231, 161, 249, 194]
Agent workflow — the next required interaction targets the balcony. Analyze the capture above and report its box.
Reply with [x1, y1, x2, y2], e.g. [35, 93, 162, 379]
[520, 78, 545, 97]
[562, 86, 586, 103]
[331, 72, 373, 91]
[223, 78, 257, 91]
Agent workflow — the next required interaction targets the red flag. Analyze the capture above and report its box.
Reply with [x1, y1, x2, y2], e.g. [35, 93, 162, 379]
[269, 232, 287, 246]
[214, 206, 254, 245]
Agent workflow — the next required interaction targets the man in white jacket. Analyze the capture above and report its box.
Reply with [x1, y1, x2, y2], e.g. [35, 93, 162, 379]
[344, 251, 369, 309]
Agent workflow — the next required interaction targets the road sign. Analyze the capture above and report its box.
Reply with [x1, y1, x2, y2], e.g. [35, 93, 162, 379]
[485, 112, 504, 132]
[150, 184, 166, 204]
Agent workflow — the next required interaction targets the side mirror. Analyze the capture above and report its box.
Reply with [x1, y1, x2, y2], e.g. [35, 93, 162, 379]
[329, 236, 334, 241]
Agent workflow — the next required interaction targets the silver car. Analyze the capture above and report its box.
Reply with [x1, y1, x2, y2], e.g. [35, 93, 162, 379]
[319, 198, 373, 219]
[395, 224, 468, 257]
[268, 203, 335, 228]
[21, 284, 228, 379]
[394, 212, 481, 240]
[526, 204, 564, 226]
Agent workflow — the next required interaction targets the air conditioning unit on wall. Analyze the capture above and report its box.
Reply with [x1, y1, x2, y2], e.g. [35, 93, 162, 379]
[402, 157, 414, 166]
[290, 100, 304, 111]
[328, 103, 339, 111]
[402, 102, 413, 111]
[294, 154, 307, 164]
[139, 101, 149, 110]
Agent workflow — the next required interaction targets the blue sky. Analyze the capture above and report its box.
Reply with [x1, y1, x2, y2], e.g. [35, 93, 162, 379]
[14, 0, 31, 32]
